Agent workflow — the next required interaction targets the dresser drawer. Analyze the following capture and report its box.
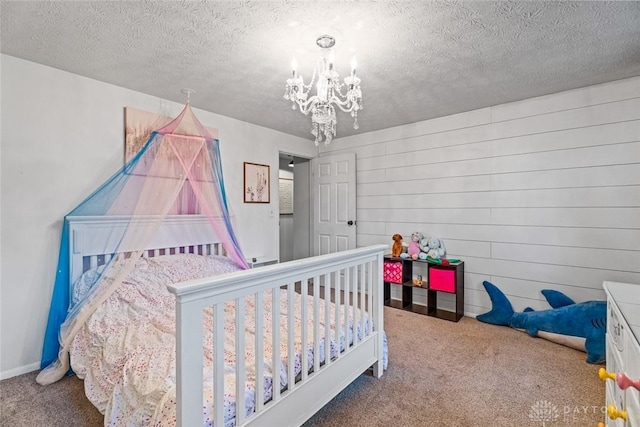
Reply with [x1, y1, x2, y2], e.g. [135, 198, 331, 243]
[608, 335, 625, 383]
[627, 388, 640, 427]
[608, 334, 626, 420]
[607, 386, 627, 427]
[626, 334, 640, 380]
[626, 338, 640, 427]
[609, 300, 627, 355]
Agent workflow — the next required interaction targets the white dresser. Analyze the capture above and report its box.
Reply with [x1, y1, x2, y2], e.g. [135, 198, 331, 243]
[602, 281, 640, 426]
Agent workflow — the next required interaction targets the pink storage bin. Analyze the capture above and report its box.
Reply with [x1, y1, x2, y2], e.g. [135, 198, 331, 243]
[429, 268, 455, 293]
[383, 261, 404, 284]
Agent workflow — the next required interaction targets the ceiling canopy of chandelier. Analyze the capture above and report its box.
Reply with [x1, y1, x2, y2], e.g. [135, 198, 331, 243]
[284, 35, 362, 146]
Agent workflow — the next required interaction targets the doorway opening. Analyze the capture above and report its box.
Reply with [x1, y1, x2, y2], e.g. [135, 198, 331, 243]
[278, 153, 311, 262]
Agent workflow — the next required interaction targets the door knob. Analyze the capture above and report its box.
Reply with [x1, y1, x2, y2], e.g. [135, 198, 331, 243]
[347, 220, 355, 226]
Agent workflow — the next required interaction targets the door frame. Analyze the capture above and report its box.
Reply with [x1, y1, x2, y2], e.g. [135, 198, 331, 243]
[278, 151, 313, 261]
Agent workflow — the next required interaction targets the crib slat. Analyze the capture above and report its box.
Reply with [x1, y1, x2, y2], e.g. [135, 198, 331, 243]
[313, 275, 320, 375]
[344, 267, 351, 353]
[348, 268, 353, 350]
[374, 253, 384, 378]
[367, 261, 373, 338]
[324, 272, 332, 368]
[272, 288, 281, 402]
[236, 297, 246, 425]
[214, 304, 225, 427]
[334, 270, 341, 360]
[89, 255, 98, 270]
[351, 266, 357, 346]
[301, 279, 308, 382]
[287, 283, 295, 392]
[175, 304, 204, 427]
[255, 292, 265, 413]
[344, 267, 357, 350]
[360, 265, 365, 340]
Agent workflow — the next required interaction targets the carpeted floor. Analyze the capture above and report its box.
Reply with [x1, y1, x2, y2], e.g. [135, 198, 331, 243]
[0, 308, 605, 426]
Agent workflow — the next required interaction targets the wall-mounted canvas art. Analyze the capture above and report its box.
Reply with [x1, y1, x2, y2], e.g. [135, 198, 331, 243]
[124, 107, 218, 163]
[244, 162, 270, 203]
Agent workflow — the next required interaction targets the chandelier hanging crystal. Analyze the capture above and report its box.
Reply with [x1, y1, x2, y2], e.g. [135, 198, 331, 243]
[284, 35, 362, 146]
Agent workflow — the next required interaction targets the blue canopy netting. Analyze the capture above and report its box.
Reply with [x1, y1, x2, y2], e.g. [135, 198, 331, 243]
[37, 104, 249, 385]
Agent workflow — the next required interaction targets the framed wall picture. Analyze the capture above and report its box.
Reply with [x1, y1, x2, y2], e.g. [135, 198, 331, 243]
[124, 106, 218, 163]
[279, 177, 294, 214]
[244, 162, 270, 203]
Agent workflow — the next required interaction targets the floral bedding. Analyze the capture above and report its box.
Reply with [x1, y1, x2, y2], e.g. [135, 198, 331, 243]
[70, 254, 388, 426]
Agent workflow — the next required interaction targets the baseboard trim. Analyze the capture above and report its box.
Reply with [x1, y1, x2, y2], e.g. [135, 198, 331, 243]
[0, 361, 40, 380]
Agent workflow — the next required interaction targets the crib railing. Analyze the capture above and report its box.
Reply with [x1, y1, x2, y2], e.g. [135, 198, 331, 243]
[81, 242, 225, 272]
[166, 244, 386, 427]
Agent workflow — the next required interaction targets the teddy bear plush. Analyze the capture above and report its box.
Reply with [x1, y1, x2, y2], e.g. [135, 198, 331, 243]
[391, 234, 403, 257]
[426, 236, 446, 260]
[418, 237, 430, 260]
[400, 231, 423, 260]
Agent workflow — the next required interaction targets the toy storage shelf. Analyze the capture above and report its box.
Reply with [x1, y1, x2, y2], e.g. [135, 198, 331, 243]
[383, 255, 464, 322]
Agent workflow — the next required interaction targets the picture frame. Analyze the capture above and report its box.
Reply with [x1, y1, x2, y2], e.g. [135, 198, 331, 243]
[279, 177, 294, 214]
[244, 162, 270, 203]
[124, 106, 218, 163]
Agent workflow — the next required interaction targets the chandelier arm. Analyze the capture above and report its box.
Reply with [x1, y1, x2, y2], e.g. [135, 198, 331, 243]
[329, 96, 360, 113]
[332, 83, 348, 98]
[306, 67, 318, 91]
[329, 96, 352, 107]
[335, 104, 358, 114]
[296, 96, 319, 115]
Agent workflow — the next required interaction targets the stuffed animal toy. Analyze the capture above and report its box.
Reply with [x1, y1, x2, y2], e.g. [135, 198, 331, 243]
[406, 232, 423, 260]
[426, 236, 446, 260]
[418, 238, 430, 260]
[391, 234, 403, 257]
[477, 281, 606, 364]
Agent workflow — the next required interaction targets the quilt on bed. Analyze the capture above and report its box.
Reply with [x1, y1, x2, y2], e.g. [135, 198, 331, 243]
[70, 254, 388, 426]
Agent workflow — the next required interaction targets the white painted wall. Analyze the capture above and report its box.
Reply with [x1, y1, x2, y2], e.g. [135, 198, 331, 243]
[0, 54, 316, 378]
[322, 76, 640, 316]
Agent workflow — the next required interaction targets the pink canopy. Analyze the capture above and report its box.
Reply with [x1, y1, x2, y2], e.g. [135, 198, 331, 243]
[38, 104, 248, 385]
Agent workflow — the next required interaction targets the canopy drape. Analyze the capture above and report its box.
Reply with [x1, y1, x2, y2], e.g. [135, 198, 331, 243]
[38, 104, 249, 385]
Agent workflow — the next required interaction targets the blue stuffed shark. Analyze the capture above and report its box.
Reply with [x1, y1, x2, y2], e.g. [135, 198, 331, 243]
[476, 281, 606, 364]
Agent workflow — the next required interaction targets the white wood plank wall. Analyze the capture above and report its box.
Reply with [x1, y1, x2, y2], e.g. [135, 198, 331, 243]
[321, 76, 640, 317]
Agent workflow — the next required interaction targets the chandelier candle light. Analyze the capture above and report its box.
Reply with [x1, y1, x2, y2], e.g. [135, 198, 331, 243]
[284, 35, 362, 146]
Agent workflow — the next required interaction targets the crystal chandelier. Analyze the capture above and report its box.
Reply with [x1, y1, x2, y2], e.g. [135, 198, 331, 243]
[284, 35, 362, 146]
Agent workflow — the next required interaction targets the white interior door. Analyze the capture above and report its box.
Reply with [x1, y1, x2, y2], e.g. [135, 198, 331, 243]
[311, 152, 356, 255]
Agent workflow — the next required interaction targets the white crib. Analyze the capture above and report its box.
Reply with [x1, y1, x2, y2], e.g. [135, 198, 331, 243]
[67, 215, 386, 426]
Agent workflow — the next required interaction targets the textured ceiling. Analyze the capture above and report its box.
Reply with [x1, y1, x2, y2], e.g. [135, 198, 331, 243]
[2, 1, 640, 141]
